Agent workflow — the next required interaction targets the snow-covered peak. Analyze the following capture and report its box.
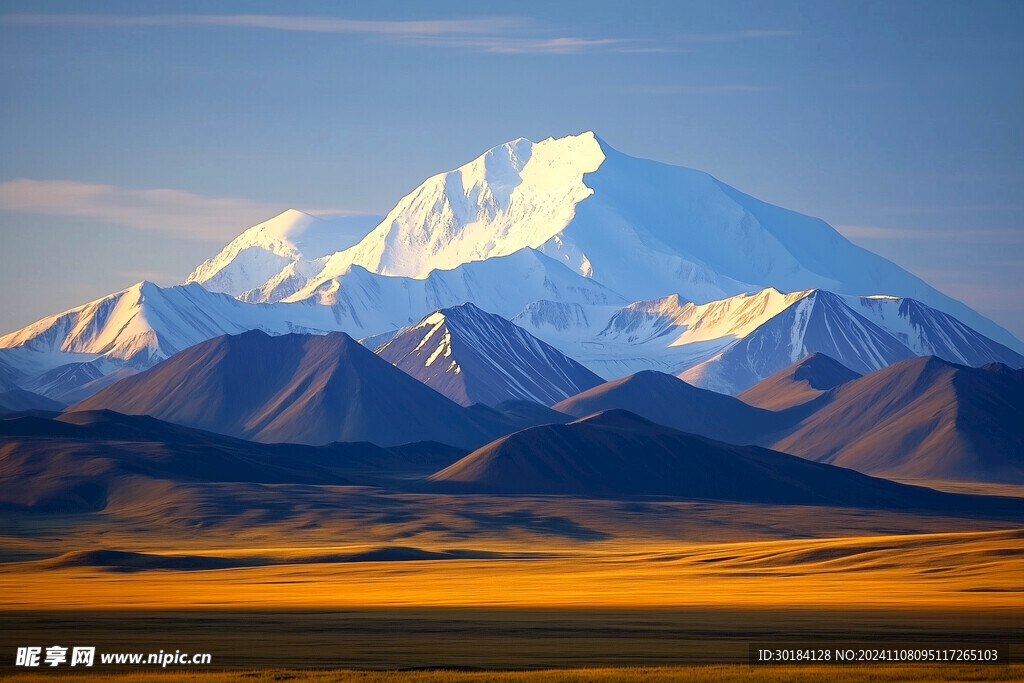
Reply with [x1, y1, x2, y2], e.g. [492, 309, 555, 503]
[168, 132, 1022, 352]
[188, 210, 318, 280]
[295, 132, 607, 288]
[376, 301, 603, 407]
[186, 210, 379, 301]
[277, 132, 1021, 352]
[842, 294, 1024, 367]
[0, 279, 350, 376]
[678, 289, 918, 394]
[594, 287, 807, 349]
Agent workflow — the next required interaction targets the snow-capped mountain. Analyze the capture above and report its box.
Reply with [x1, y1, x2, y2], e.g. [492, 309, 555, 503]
[23, 361, 106, 400]
[71, 330, 509, 448]
[680, 290, 1024, 395]
[275, 131, 1019, 352]
[0, 251, 622, 399]
[679, 290, 918, 394]
[511, 288, 805, 378]
[841, 295, 1024, 367]
[295, 247, 624, 315]
[186, 209, 381, 303]
[0, 281, 343, 371]
[375, 302, 604, 407]
[514, 287, 1024, 392]
[3, 131, 1023, 403]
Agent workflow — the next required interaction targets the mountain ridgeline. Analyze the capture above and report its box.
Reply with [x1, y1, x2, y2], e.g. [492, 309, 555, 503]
[1, 131, 1022, 492]
[71, 330, 508, 448]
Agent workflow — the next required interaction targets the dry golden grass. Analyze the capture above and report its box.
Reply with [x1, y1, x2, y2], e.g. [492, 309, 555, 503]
[2, 491, 1021, 677]
[1, 529, 1021, 610]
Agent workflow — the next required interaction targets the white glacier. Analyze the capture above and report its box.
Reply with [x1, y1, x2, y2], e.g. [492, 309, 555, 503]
[3, 131, 1023, 400]
[265, 132, 1021, 353]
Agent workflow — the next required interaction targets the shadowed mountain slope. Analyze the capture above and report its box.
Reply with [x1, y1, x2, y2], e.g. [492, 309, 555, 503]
[766, 356, 1024, 483]
[680, 290, 916, 395]
[0, 389, 65, 415]
[71, 330, 506, 448]
[429, 411, 1016, 514]
[553, 370, 778, 445]
[0, 410, 467, 513]
[376, 303, 603, 407]
[739, 353, 861, 410]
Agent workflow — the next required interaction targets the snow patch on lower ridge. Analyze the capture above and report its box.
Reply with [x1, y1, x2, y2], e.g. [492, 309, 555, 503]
[3, 135, 1023, 401]
[250, 132, 1024, 354]
[375, 302, 605, 407]
[515, 288, 1024, 390]
[0, 249, 623, 400]
[3, 279, 1020, 401]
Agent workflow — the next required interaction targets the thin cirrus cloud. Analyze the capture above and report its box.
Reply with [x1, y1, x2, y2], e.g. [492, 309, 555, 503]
[422, 36, 626, 54]
[0, 13, 524, 35]
[0, 179, 292, 243]
[0, 13, 793, 55]
[0, 13, 613, 54]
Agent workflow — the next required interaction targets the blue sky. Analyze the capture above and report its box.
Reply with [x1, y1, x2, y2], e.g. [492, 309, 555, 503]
[1, 1, 1022, 339]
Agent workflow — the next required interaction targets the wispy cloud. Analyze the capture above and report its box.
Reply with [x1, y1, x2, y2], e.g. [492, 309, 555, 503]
[613, 46, 690, 54]
[1, 13, 793, 55]
[0, 13, 619, 54]
[0, 13, 523, 36]
[0, 179, 287, 242]
[428, 35, 625, 54]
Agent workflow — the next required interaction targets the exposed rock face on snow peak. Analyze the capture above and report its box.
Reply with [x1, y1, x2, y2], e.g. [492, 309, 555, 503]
[680, 290, 1024, 395]
[375, 303, 604, 407]
[511, 288, 805, 379]
[842, 295, 1024, 367]
[515, 287, 1024, 392]
[680, 290, 918, 394]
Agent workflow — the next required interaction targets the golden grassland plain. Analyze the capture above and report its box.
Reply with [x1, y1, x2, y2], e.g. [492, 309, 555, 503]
[1, 487, 1021, 673]
[2, 488, 1022, 610]
[2, 528, 1022, 610]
